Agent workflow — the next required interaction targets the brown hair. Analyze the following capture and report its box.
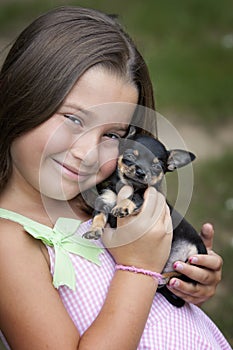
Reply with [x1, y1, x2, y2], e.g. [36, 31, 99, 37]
[0, 6, 156, 193]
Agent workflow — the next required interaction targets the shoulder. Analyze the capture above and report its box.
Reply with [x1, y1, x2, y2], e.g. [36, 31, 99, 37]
[0, 217, 49, 265]
[0, 218, 51, 294]
[0, 217, 34, 252]
[0, 217, 53, 302]
[0, 218, 79, 348]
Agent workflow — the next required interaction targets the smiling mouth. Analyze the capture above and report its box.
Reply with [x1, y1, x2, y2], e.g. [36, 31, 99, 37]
[63, 164, 83, 176]
[53, 159, 77, 173]
[53, 159, 92, 179]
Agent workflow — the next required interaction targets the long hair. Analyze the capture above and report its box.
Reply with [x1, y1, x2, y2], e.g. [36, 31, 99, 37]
[0, 6, 156, 193]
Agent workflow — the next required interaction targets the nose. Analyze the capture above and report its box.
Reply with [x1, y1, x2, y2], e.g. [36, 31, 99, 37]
[70, 133, 99, 168]
[135, 166, 146, 179]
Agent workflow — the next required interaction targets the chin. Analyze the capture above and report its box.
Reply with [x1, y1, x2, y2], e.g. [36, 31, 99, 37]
[39, 185, 79, 201]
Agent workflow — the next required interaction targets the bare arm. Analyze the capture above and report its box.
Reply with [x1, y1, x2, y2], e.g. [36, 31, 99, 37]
[0, 188, 172, 350]
[80, 271, 158, 349]
[0, 222, 79, 350]
[81, 188, 172, 349]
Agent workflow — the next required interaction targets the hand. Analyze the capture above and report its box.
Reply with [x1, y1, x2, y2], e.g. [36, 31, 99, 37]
[167, 223, 223, 306]
[102, 186, 173, 273]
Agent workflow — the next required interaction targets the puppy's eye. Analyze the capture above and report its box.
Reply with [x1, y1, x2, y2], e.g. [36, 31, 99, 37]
[122, 158, 134, 167]
[122, 152, 136, 163]
[152, 163, 163, 171]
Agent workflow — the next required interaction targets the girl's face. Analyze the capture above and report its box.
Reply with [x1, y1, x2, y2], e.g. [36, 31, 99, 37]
[11, 67, 138, 200]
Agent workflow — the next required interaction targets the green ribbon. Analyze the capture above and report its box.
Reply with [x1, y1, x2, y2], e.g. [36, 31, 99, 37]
[0, 208, 103, 291]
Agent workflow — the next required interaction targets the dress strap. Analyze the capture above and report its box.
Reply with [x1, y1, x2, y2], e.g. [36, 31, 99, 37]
[0, 208, 50, 231]
[0, 208, 103, 290]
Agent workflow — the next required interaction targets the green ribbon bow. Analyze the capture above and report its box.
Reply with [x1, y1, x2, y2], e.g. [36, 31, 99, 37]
[0, 209, 103, 291]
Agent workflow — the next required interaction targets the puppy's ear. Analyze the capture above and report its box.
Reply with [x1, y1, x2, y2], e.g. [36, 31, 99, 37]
[167, 150, 196, 171]
[126, 125, 137, 138]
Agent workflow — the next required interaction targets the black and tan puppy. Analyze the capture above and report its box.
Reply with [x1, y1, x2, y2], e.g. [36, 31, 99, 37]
[83, 128, 207, 307]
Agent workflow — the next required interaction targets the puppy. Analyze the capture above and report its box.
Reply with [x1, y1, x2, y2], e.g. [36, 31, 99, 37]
[83, 128, 207, 307]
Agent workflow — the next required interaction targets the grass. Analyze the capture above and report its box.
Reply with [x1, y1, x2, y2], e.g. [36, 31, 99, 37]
[188, 152, 233, 239]
[166, 152, 233, 344]
[0, 340, 6, 350]
[186, 153, 233, 345]
[0, 0, 232, 346]
[0, 0, 233, 124]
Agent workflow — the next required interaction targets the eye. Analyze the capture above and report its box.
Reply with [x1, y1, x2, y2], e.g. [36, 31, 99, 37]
[152, 162, 163, 171]
[104, 132, 122, 140]
[122, 152, 136, 166]
[122, 158, 134, 167]
[64, 114, 82, 126]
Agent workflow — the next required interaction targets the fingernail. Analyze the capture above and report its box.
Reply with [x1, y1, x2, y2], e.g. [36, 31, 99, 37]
[173, 262, 184, 271]
[203, 223, 213, 232]
[170, 279, 180, 288]
[189, 256, 198, 264]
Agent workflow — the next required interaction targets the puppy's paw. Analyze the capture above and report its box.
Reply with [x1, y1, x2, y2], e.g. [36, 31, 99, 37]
[82, 228, 103, 240]
[111, 199, 136, 218]
[111, 205, 129, 218]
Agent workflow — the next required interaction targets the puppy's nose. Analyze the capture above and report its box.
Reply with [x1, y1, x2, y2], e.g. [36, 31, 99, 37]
[135, 166, 146, 179]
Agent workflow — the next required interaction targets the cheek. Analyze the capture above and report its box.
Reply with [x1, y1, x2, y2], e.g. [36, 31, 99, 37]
[42, 124, 72, 156]
[11, 137, 42, 191]
[11, 134, 42, 169]
[100, 158, 117, 178]
[11, 122, 53, 165]
[12, 116, 72, 161]
[98, 144, 119, 178]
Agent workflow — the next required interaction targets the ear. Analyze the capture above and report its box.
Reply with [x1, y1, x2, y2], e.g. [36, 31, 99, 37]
[167, 150, 196, 171]
[126, 125, 137, 138]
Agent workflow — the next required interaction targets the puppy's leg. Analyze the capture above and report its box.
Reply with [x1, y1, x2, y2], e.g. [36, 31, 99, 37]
[112, 192, 143, 218]
[111, 198, 136, 217]
[83, 190, 117, 239]
[83, 212, 108, 240]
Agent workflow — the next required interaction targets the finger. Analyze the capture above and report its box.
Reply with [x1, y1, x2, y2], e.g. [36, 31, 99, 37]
[103, 188, 159, 248]
[141, 187, 160, 218]
[188, 251, 223, 271]
[153, 191, 168, 222]
[173, 261, 214, 285]
[144, 189, 171, 233]
[167, 278, 210, 304]
[168, 278, 199, 296]
[117, 185, 134, 202]
[164, 204, 173, 235]
[133, 188, 167, 237]
[200, 223, 214, 250]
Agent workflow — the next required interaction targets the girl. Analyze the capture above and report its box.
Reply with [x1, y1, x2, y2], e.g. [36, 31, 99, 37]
[0, 6, 229, 349]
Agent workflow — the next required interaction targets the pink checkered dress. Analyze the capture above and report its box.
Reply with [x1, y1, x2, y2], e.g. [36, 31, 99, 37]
[47, 220, 230, 350]
[0, 219, 231, 349]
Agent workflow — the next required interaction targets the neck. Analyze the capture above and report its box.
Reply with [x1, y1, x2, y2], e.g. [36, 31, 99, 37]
[0, 182, 90, 226]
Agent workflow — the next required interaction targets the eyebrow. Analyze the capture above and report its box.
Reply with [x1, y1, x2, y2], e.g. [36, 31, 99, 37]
[62, 103, 93, 117]
[62, 103, 130, 132]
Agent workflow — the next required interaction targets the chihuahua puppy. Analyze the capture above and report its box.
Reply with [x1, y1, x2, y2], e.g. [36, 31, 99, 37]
[83, 128, 207, 307]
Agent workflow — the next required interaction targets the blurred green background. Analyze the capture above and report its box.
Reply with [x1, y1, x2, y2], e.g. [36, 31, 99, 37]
[0, 0, 232, 347]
